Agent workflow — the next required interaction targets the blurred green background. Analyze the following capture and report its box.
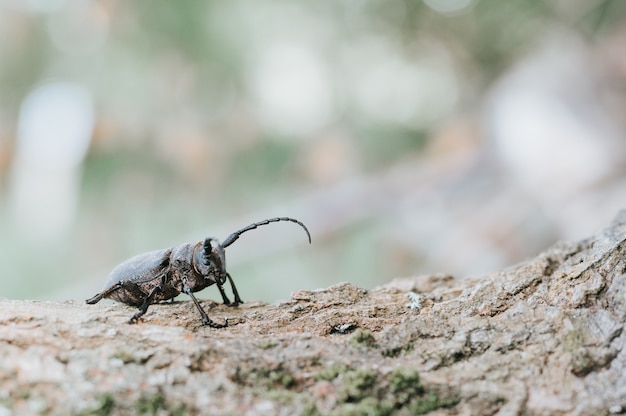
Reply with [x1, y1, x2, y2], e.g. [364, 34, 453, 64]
[1, 0, 626, 303]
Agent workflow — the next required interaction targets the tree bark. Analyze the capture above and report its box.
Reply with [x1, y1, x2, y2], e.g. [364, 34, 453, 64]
[2, 211, 626, 415]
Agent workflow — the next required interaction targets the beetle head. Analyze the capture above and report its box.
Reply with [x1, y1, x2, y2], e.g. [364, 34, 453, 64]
[194, 237, 227, 284]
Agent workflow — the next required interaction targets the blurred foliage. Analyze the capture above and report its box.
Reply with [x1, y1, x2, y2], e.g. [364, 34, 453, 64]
[0, 0, 625, 301]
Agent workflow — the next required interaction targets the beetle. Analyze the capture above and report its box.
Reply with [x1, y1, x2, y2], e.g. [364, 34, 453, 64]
[86, 217, 311, 327]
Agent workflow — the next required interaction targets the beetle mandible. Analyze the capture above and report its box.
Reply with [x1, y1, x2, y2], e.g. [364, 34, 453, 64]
[86, 217, 311, 327]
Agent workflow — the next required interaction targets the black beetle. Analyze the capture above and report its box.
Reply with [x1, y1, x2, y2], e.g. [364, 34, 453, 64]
[86, 217, 311, 327]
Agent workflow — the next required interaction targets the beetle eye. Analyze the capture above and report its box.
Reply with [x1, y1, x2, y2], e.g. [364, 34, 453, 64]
[202, 237, 226, 272]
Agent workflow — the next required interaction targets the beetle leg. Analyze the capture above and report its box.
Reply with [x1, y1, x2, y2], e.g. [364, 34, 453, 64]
[225, 273, 243, 306]
[183, 285, 227, 328]
[216, 281, 232, 305]
[128, 284, 162, 324]
[85, 282, 124, 304]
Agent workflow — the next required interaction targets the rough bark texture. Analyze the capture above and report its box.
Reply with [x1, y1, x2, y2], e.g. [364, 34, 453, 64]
[3, 211, 626, 415]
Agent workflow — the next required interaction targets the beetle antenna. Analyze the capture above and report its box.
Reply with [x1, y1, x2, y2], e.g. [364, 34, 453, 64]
[222, 217, 311, 248]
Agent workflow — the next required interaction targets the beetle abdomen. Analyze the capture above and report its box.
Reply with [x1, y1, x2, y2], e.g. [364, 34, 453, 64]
[93, 248, 174, 306]
[107, 281, 151, 307]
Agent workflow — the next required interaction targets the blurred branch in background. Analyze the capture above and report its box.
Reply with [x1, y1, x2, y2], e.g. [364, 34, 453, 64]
[0, 0, 625, 302]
